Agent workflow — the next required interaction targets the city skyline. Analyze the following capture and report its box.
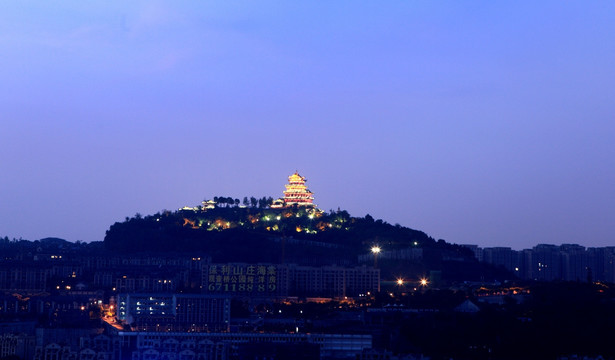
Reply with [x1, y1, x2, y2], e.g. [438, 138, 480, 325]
[1, 1, 614, 250]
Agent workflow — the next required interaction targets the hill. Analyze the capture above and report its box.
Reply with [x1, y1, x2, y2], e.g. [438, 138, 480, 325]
[104, 203, 512, 282]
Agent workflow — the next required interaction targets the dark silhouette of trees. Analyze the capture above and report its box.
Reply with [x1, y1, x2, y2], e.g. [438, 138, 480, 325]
[103, 203, 481, 279]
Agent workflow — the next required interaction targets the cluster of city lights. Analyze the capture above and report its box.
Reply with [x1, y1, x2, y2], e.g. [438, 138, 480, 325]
[371, 245, 428, 288]
[395, 278, 428, 286]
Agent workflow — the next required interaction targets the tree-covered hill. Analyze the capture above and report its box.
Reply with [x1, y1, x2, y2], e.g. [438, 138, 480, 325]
[105, 204, 440, 255]
[103, 201, 510, 282]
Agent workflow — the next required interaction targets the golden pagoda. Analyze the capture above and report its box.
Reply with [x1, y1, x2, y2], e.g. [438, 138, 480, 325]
[271, 172, 316, 208]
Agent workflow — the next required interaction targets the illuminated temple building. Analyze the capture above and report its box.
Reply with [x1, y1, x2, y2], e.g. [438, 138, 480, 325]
[271, 172, 316, 208]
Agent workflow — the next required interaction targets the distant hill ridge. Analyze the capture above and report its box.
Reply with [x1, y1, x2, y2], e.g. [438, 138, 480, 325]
[0, 202, 512, 281]
[105, 203, 432, 252]
[102, 203, 515, 281]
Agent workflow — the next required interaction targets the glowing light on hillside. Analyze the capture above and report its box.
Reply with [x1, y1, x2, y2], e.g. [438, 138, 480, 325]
[371, 246, 381, 268]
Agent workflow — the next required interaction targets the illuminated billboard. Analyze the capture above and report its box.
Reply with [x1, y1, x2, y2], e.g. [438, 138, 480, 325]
[203, 264, 286, 295]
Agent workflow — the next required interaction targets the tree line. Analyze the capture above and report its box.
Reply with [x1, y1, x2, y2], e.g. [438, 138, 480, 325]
[211, 196, 274, 208]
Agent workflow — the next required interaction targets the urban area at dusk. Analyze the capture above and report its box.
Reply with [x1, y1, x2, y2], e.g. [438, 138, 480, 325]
[1, 2, 614, 360]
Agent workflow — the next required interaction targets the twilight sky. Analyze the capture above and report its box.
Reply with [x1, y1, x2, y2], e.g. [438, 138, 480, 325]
[1, 1, 614, 250]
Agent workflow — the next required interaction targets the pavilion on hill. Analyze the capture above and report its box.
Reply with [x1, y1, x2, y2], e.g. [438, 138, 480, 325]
[271, 172, 316, 208]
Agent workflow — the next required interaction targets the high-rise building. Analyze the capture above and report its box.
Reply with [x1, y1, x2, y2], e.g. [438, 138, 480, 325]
[483, 247, 515, 271]
[201, 263, 380, 299]
[116, 293, 230, 332]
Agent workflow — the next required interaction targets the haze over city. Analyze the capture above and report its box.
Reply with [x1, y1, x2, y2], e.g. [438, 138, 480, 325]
[1, 1, 614, 250]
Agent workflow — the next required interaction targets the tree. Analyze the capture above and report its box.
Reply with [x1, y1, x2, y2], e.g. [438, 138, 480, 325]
[234, 198, 240, 207]
[250, 197, 257, 208]
[243, 197, 249, 207]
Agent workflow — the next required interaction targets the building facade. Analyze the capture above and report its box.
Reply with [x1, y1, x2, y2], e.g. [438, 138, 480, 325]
[202, 263, 380, 299]
[117, 294, 230, 332]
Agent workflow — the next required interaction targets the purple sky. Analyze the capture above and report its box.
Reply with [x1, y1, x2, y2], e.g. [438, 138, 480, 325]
[1, 1, 614, 250]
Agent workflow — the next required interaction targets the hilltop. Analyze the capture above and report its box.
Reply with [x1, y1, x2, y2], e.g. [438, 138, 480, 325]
[103, 200, 510, 282]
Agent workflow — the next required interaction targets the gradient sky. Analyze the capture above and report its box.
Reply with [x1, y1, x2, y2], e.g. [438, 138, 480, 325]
[1, 1, 614, 250]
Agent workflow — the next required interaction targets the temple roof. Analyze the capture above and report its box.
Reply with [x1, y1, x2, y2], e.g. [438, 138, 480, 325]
[288, 172, 305, 182]
[278, 171, 316, 207]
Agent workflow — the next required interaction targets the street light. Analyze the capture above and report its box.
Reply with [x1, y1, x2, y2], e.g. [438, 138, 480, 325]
[371, 246, 381, 268]
[420, 278, 428, 286]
